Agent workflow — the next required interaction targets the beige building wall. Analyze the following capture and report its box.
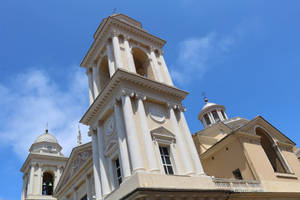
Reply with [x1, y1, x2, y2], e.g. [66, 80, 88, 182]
[201, 136, 255, 180]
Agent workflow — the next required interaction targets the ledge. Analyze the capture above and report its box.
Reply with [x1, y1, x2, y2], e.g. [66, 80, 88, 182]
[275, 172, 298, 179]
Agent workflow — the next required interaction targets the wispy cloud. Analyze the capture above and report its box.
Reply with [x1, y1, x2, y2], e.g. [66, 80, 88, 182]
[170, 32, 235, 86]
[0, 67, 90, 159]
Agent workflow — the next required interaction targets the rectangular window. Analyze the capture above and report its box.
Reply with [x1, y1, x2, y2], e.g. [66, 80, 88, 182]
[114, 158, 122, 185]
[159, 146, 174, 175]
[232, 168, 243, 180]
[212, 110, 220, 122]
[204, 114, 211, 125]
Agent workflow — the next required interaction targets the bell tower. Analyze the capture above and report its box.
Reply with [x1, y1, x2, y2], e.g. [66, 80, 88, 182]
[80, 14, 205, 199]
[20, 130, 67, 200]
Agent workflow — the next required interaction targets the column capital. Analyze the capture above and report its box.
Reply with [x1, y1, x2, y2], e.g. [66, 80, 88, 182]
[178, 105, 186, 112]
[124, 35, 130, 41]
[149, 46, 156, 52]
[112, 30, 119, 37]
[121, 89, 135, 98]
[158, 49, 164, 56]
[135, 93, 146, 101]
[166, 102, 179, 110]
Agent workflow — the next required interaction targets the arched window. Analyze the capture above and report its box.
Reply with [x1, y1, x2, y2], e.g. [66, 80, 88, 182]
[132, 48, 155, 80]
[256, 127, 288, 173]
[42, 172, 54, 195]
[99, 56, 110, 91]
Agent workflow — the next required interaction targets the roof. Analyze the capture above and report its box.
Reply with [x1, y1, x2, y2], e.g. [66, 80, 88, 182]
[34, 130, 58, 144]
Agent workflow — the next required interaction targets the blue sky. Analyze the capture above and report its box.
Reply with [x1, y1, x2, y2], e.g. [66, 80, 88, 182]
[1, 0, 300, 199]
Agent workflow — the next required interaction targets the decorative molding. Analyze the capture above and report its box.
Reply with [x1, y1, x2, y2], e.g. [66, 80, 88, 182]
[80, 69, 188, 125]
[149, 104, 166, 123]
[104, 140, 118, 157]
[150, 126, 176, 145]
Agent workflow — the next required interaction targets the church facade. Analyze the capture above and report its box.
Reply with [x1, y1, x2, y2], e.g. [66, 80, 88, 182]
[21, 14, 300, 200]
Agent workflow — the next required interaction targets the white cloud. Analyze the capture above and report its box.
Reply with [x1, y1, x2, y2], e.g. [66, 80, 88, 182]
[0, 66, 90, 159]
[170, 32, 235, 85]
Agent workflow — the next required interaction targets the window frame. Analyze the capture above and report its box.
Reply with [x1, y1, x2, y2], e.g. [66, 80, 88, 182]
[159, 146, 174, 175]
[151, 127, 178, 175]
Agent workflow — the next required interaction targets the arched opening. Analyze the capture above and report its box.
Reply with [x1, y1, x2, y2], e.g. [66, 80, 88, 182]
[132, 48, 155, 80]
[256, 127, 287, 173]
[99, 56, 110, 91]
[42, 172, 54, 195]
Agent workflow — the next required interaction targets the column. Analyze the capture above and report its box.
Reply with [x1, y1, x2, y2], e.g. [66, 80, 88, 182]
[114, 102, 131, 178]
[106, 42, 116, 77]
[85, 175, 91, 200]
[91, 132, 102, 199]
[28, 164, 35, 195]
[92, 62, 101, 97]
[96, 125, 111, 195]
[112, 32, 123, 69]
[149, 47, 163, 82]
[178, 108, 205, 175]
[121, 92, 145, 172]
[124, 36, 136, 73]
[158, 50, 174, 86]
[72, 188, 77, 200]
[168, 105, 194, 175]
[136, 95, 159, 172]
[87, 68, 95, 104]
[37, 166, 42, 194]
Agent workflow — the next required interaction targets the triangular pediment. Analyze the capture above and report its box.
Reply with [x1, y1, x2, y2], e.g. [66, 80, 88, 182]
[55, 142, 92, 194]
[238, 116, 295, 145]
[150, 126, 176, 143]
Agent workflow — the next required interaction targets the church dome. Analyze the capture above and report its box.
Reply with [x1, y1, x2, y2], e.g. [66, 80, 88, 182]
[198, 97, 228, 128]
[30, 129, 63, 155]
[34, 130, 58, 144]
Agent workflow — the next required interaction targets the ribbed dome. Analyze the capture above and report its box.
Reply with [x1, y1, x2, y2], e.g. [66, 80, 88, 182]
[34, 130, 58, 144]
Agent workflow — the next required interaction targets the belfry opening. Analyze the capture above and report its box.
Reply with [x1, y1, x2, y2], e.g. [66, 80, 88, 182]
[42, 172, 54, 195]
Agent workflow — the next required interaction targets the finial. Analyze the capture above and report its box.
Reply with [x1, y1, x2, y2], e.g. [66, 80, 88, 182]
[45, 122, 48, 134]
[202, 92, 208, 103]
[77, 125, 82, 146]
[113, 8, 117, 14]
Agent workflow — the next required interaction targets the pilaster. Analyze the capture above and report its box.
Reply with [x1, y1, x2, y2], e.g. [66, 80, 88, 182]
[114, 101, 131, 179]
[121, 90, 145, 172]
[167, 104, 194, 175]
[135, 93, 159, 172]
[91, 130, 102, 199]
[112, 32, 123, 69]
[96, 125, 111, 196]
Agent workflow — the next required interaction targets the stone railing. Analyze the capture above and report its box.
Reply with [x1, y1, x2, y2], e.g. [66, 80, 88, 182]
[213, 178, 264, 192]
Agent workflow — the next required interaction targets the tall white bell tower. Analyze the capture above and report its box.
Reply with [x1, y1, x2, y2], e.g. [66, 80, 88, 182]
[80, 13, 205, 199]
[20, 130, 68, 200]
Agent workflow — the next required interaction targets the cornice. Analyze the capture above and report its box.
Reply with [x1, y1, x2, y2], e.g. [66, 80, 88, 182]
[80, 69, 188, 126]
[20, 153, 68, 172]
[81, 16, 166, 68]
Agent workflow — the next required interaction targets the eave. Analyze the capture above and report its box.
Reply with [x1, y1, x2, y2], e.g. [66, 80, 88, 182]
[80, 69, 188, 126]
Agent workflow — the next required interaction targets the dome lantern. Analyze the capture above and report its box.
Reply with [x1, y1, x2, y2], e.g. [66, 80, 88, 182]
[198, 97, 228, 128]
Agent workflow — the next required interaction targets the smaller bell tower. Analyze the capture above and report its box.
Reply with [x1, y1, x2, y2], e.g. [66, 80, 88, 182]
[20, 130, 68, 200]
